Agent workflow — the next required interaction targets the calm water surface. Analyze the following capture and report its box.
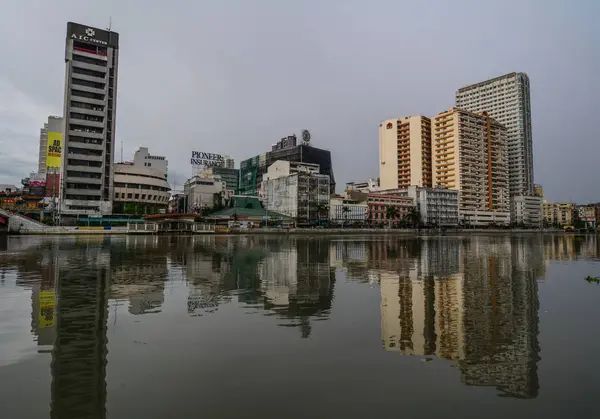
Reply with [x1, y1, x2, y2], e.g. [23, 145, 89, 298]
[0, 234, 599, 419]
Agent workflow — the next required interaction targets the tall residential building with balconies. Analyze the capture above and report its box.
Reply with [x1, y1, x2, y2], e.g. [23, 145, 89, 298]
[455, 73, 533, 196]
[59, 22, 119, 219]
[433, 108, 509, 226]
[379, 116, 432, 190]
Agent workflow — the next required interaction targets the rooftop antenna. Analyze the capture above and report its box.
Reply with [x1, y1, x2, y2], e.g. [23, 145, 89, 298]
[108, 16, 112, 32]
[120, 138, 123, 163]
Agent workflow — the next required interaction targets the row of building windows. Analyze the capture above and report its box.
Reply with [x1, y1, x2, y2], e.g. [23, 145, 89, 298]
[115, 192, 168, 202]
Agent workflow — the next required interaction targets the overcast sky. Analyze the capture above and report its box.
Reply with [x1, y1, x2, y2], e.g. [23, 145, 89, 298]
[0, 0, 598, 202]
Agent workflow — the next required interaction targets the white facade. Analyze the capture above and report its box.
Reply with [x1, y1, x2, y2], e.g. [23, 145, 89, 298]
[184, 175, 226, 213]
[405, 186, 459, 227]
[456, 73, 534, 196]
[261, 161, 330, 224]
[461, 210, 511, 227]
[510, 195, 542, 227]
[113, 161, 171, 210]
[133, 147, 168, 178]
[345, 178, 380, 193]
[329, 197, 368, 223]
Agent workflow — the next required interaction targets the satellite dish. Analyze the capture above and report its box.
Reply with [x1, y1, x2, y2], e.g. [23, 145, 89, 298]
[301, 129, 311, 145]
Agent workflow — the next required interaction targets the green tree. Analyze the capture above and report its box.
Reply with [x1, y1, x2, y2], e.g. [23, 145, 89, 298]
[342, 206, 350, 227]
[404, 206, 421, 229]
[385, 205, 399, 228]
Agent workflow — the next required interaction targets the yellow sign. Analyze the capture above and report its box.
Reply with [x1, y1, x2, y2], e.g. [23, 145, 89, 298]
[39, 290, 55, 329]
[46, 132, 63, 168]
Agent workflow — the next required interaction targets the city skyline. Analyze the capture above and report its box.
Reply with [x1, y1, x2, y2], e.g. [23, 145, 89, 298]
[0, 1, 598, 203]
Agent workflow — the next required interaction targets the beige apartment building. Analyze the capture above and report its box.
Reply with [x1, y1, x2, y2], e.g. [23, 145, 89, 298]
[379, 116, 432, 190]
[432, 108, 510, 226]
[542, 201, 575, 226]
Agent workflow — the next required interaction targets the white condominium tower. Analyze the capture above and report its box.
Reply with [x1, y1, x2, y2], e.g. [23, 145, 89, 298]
[455, 73, 533, 196]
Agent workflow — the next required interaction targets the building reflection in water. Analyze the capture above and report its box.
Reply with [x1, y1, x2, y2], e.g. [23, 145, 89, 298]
[0, 233, 597, 413]
[364, 237, 543, 398]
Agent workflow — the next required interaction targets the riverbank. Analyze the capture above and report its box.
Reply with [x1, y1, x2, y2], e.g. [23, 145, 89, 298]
[4, 227, 593, 236]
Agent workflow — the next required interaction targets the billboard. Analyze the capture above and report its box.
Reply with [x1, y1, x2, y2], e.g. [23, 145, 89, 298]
[190, 151, 224, 168]
[46, 132, 63, 168]
[28, 172, 47, 187]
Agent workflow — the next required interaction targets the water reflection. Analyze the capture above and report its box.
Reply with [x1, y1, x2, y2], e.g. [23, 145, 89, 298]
[0, 234, 599, 416]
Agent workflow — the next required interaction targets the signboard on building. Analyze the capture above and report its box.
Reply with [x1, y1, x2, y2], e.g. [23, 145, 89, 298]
[46, 132, 63, 168]
[67, 22, 119, 48]
[28, 173, 47, 187]
[190, 151, 224, 168]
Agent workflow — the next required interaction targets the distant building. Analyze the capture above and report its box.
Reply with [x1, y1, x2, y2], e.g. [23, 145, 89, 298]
[542, 201, 575, 226]
[577, 206, 596, 229]
[511, 195, 542, 227]
[405, 186, 459, 227]
[379, 116, 432, 189]
[272, 135, 297, 152]
[38, 116, 63, 174]
[240, 140, 335, 195]
[113, 148, 170, 215]
[345, 178, 380, 193]
[200, 166, 239, 193]
[329, 196, 368, 224]
[261, 160, 330, 225]
[367, 194, 414, 226]
[184, 175, 230, 213]
[533, 184, 543, 197]
[456, 72, 534, 196]
[432, 108, 510, 226]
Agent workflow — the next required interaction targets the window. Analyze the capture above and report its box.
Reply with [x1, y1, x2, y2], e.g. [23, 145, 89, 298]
[141, 194, 146, 200]
[134, 194, 140, 199]
[127, 193, 132, 199]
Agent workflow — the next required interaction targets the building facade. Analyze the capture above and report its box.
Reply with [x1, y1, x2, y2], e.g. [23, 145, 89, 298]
[542, 201, 575, 226]
[184, 175, 228, 213]
[533, 184, 543, 197]
[510, 195, 542, 227]
[200, 166, 239, 193]
[367, 194, 414, 226]
[38, 116, 63, 174]
[261, 161, 330, 225]
[456, 72, 533, 196]
[433, 108, 510, 226]
[240, 141, 335, 196]
[329, 196, 368, 224]
[113, 148, 170, 215]
[59, 22, 119, 218]
[345, 178, 380, 193]
[379, 116, 432, 190]
[405, 186, 459, 227]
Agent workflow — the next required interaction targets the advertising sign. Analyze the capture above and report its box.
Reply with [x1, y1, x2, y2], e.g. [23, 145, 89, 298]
[190, 151, 224, 168]
[67, 22, 119, 48]
[28, 172, 47, 187]
[46, 132, 63, 168]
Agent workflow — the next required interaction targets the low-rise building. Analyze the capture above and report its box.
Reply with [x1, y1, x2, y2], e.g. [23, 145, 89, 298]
[345, 178, 380, 193]
[261, 160, 330, 225]
[113, 148, 171, 215]
[405, 186, 459, 227]
[367, 194, 414, 226]
[200, 166, 239, 193]
[542, 201, 575, 226]
[577, 206, 596, 229]
[329, 196, 368, 224]
[184, 175, 229, 213]
[510, 195, 542, 227]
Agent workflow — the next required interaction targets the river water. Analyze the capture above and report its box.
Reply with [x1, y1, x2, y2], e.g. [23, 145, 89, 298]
[0, 234, 599, 418]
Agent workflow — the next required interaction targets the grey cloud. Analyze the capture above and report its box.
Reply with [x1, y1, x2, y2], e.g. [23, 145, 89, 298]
[0, 0, 598, 202]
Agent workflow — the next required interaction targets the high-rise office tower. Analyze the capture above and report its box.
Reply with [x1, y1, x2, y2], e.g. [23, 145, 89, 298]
[455, 73, 533, 196]
[60, 22, 119, 218]
[38, 116, 63, 173]
[432, 108, 509, 226]
[379, 116, 432, 189]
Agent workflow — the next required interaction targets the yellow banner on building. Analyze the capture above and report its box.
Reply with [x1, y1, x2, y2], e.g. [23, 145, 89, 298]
[46, 132, 63, 168]
[39, 290, 56, 329]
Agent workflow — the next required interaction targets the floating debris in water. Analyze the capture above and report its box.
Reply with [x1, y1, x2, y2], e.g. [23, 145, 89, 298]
[585, 276, 600, 284]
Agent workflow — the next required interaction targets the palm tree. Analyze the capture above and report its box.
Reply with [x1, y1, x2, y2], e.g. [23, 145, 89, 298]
[342, 205, 350, 227]
[313, 202, 329, 226]
[405, 206, 421, 229]
[385, 205, 399, 228]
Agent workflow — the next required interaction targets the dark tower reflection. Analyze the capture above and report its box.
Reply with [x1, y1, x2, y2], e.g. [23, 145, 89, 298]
[51, 252, 110, 419]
